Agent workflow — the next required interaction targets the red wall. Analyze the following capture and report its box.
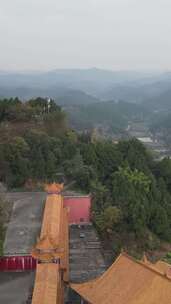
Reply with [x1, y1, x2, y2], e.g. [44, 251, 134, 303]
[64, 196, 91, 224]
[0, 256, 36, 271]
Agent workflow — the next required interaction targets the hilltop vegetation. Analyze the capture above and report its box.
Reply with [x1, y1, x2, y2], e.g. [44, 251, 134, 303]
[0, 97, 67, 187]
[0, 97, 171, 257]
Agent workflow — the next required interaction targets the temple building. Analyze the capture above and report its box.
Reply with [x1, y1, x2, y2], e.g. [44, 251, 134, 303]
[71, 253, 171, 304]
[28, 184, 171, 304]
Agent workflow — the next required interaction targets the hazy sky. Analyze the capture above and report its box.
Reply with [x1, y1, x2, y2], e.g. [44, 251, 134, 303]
[0, 0, 171, 71]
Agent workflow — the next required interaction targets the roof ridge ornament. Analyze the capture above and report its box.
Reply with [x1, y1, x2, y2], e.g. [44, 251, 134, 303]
[44, 183, 64, 194]
[142, 252, 148, 264]
[165, 267, 171, 279]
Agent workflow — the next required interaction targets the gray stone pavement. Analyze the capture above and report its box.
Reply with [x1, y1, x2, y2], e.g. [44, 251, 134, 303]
[0, 272, 35, 304]
[0, 192, 45, 304]
[4, 192, 46, 255]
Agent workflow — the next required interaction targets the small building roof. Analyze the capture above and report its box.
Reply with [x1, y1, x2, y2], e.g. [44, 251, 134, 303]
[44, 183, 64, 194]
[71, 253, 171, 304]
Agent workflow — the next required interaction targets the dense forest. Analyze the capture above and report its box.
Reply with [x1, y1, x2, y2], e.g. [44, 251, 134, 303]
[0, 97, 171, 257]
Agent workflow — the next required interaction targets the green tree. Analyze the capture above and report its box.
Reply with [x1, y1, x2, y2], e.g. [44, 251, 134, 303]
[118, 138, 153, 175]
[94, 141, 122, 181]
[112, 166, 151, 236]
[155, 158, 171, 192]
[95, 206, 122, 234]
[4, 137, 30, 187]
[151, 205, 170, 240]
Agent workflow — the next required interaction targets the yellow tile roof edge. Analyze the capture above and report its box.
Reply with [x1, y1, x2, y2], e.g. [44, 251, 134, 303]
[155, 260, 171, 270]
[124, 253, 171, 281]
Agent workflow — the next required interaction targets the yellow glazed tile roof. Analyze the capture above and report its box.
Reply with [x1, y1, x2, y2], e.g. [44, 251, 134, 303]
[40, 194, 63, 247]
[71, 253, 171, 304]
[31, 192, 69, 304]
[32, 263, 60, 304]
[154, 260, 171, 273]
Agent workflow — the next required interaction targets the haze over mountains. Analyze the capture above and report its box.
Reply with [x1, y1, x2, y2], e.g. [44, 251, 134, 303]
[1, 68, 171, 107]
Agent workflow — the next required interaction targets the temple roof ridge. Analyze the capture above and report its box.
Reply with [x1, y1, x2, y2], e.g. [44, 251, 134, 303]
[36, 234, 59, 250]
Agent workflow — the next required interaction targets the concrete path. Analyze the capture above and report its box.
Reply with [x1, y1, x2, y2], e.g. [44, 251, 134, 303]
[0, 272, 35, 304]
[0, 192, 45, 304]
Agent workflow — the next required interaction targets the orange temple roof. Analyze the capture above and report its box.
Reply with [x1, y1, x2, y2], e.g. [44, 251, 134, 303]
[71, 253, 171, 304]
[31, 193, 69, 304]
[32, 263, 61, 304]
[40, 194, 63, 245]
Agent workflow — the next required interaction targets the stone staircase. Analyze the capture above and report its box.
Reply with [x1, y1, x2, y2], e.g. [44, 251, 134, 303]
[69, 224, 106, 283]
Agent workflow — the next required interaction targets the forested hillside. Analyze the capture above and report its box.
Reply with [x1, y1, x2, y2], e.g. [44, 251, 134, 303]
[0, 98, 171, 257]
[150, 113, 171, 147]
[0, 97, 67, 186]
[66, 100, 148, 132]
[143, 89, 171, 112]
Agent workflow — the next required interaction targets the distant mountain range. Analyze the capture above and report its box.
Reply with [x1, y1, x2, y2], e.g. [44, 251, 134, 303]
[0, 85, 101, 105]
[0, 68, 156, 88]
[1, 68, 171, 107]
